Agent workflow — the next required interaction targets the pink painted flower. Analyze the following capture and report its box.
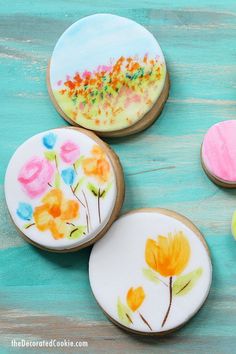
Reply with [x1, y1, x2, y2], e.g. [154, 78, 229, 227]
[124, 94, 141, 108]
[82, 70, 91, 79]
[100, 65, 112, 73]
[60, 141, 80, 164]
[79, 102, 85, 111]
[132, 94, 141, 103]
[18, 157, 54, 198]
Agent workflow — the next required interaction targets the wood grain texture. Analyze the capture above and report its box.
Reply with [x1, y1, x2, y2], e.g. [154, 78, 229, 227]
[0, 1, 236, 353]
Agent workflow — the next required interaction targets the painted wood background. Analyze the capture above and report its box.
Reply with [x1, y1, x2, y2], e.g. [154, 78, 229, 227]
[0, 1, 236, 353]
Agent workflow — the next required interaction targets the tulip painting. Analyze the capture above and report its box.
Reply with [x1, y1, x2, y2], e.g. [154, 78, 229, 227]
[144, 231, 203, 328]
[16, 133, 113, 241]
[126, 287, 152, 330]
[117, 286, 152, 330]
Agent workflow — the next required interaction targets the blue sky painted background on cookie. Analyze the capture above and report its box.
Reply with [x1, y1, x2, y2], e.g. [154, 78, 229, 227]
[50, 14, 165, 87]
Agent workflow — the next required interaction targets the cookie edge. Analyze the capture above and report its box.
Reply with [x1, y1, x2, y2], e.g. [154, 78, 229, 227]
[5, 126, 125, 253]
[46, 60, 170, 138]
[89, 207, 213, 336]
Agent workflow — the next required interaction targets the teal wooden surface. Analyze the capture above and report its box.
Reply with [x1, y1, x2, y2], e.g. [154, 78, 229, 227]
[1, 1, 236, 353]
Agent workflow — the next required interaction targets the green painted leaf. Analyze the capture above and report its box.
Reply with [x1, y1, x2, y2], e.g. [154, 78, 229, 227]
[72, 97, 77, 104]
[54, 172, 61, 189]
[74, 155, 85, 171]
[44, 150, 56, 161]
[24, 222, 35, 229]
[231, 211, 236, 240]
[87, 183, 98, 197]
[173, 268, 203, 296]
[142, 268, 160, 284]
[73, 177, 85, 193]
[117, 297, 132, 326]
[100, 182, 112, 199]
[67, 226, 86, 240]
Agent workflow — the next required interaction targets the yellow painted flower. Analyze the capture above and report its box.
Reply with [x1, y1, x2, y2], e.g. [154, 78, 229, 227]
[126, 287, 145, 312]
[145, 231, 190, 277]
[34, 189, 79, 240]
[82, 145, 110, 183]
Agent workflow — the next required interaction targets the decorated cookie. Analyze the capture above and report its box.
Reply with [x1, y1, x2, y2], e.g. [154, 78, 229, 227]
[201, 120, 236, 188]
[48, 14, 169, 137]
[231, 211, 236, 240]
[89, 209, 212, 335]
[4, 128, 124, 252]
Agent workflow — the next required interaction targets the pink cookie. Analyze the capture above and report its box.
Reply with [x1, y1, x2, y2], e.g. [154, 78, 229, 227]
[201, 120, 236, 187]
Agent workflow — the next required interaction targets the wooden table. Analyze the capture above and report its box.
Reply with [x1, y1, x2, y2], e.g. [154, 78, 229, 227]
[1, 1, 236, 353]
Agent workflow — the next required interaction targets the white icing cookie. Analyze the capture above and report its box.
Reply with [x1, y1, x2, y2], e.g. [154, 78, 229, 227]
[5, 128, 124, 251]
[89, 209, 212, 334]
[48, 14, 167, 135]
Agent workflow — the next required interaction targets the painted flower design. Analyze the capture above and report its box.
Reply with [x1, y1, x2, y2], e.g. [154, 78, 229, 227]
[60, 141, 80, 164]
[16, 134, 113, 242]
[82, 145, 112, 224]
[61, 168, 76, 185]
[126, 287, 145, 312]
[82, 145, 110, 183]
[33, 189, 79, 239]
[145, 232, 190, 277]
[117, 286, 152, 330]
[16, 202, 33, 221]
[143, 231, 202, 329]
[18, 157, 54, 198]
[42, 133, 57, 149]
[55, 54, 165, 128]
[127, 287, 152, 330]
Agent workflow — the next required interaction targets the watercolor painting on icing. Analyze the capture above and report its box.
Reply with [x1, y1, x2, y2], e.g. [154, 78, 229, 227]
[50, 14, 166, 130]
[15, 132, 114, 243]
[117, 231, 203, 331]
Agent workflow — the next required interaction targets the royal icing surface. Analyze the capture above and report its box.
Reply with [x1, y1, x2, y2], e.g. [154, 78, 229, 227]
[202, 120, 236, 183]
[5, 128, 117, 250]
[231, 211, 236, 240]
[89, 210, 212, 334]
[49, 14, 166, 132]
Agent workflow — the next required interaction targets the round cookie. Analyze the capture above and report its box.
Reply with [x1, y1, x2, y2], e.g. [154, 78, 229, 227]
[4, 127, 124, 252]
[47, 14, 169, 137]
[201, 120, 236, 188]
[89, 209, 212, 335]
[231, 211, 236, 240]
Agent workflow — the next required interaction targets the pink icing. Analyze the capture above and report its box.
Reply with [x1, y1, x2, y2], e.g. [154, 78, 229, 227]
[60, 141, 80, 164]
[124, 94, 141, 108]
[18, 157, 54, 198]
[202, 120, 236, 182]
[79, 102, 85, 110]
[82, 70, 91, 79]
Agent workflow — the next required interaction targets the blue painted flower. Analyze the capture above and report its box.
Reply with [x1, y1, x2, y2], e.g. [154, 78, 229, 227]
[16, 202, 33, 221]
[61, 168, 75, 185]
[42, 133, 57, 149]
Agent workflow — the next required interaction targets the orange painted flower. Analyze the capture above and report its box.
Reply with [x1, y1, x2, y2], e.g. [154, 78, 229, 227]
[56, 55, 164, 125]
[126, 287, 145, 312]
[34, 189, 79, 240]
[82, 145, 110, 183]
[145, 231, 190, 277]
